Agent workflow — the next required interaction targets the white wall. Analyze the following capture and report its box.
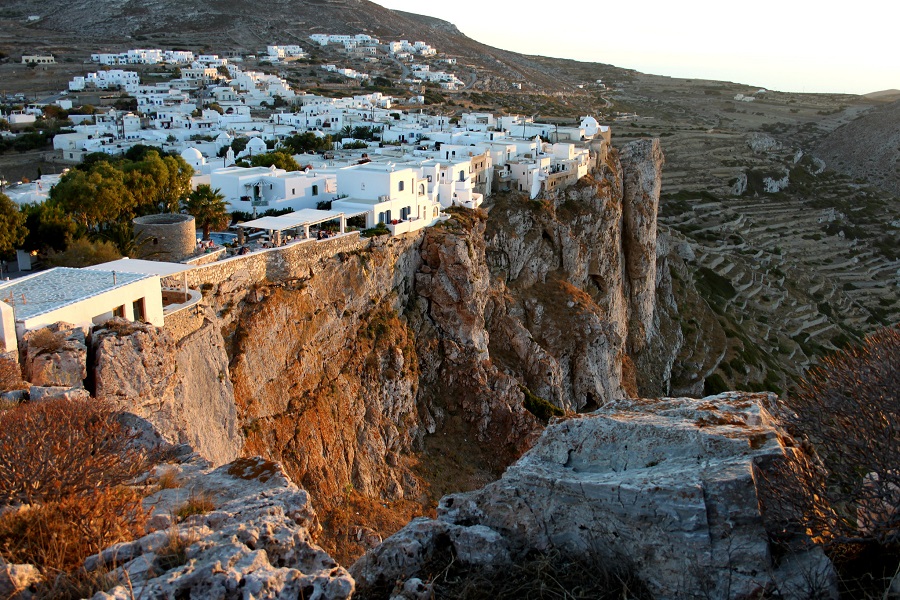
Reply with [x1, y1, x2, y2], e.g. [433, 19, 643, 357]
[16, 276, 164, 337]
[0, 301, 15, 353]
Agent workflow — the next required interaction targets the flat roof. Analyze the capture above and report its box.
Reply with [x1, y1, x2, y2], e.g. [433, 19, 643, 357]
[84, 258, 195, 277]
[0, 267, 151, 321]
[238, 209, 346, 231]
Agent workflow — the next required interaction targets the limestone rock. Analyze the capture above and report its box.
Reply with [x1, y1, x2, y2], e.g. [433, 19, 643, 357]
[28, 385, 90, 402]
[93, 315, 242, 466]
[621, 138, 664, 354]
[21, 323, 87, 388]
[0, 559, 42, 599]
[90, 457, 353, 600]
[354, 393, 837, 599]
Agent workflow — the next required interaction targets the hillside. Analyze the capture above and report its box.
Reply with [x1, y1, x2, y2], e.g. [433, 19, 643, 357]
[814, 99, 900, 196]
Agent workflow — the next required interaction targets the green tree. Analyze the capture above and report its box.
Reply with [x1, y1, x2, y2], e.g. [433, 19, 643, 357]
[48, 162, 133, 228]
[0, 193, 27, 256]
[250, 151, 300, 171]
[44, 238, 121, 267]
[281, 132, 333, 154]
[182, 185, 229, 241]
[21, 203, 77, 253]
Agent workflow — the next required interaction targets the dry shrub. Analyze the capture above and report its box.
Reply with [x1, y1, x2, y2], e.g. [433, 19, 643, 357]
[0, 486, 147, 573]
[355, 544, 651, 600]
[0, 354, 26, 393]
[0, 399, 155, 598]
[173, 491, 216, 522]
[26, 328, 66, 354]
[768, 326, 900, 596]
[0, 399, 150, 506]
[772, 325, 899, 546]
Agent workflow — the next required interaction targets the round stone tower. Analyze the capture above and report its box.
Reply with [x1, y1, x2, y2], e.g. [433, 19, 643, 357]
[133, 213, 196, 262]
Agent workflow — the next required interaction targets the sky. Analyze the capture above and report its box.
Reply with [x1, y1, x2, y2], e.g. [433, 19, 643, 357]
[374, 0, 900, 95]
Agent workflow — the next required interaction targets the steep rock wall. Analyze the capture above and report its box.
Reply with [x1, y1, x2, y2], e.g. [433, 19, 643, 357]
[220, 236, 426, 503]
[478, 141, 664, 413]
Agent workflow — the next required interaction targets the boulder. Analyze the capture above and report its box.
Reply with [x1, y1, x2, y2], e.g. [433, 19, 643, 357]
[21, 323, 87, 388]
[353, 393, 837, 599]
[0, 558, 42, 599]
[28, 385, 91, 402]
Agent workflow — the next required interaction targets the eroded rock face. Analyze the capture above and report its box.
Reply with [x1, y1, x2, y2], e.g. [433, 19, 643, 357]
[90, 456, 353, 600]
[93, 314, 242, 466]
[352, 393, 836, 600]
[415, 216, 540, 460]
[621, 138, 664, 354]
[224, 236, 426, 502]
[21, 323, 87, 388]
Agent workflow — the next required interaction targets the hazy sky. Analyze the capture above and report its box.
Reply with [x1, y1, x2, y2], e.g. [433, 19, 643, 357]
[375, 0, 899, 95]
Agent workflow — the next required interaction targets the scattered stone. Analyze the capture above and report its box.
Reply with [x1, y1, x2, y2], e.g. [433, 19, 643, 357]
[0, 559, 42, 599]
[27, 385, 90, 402]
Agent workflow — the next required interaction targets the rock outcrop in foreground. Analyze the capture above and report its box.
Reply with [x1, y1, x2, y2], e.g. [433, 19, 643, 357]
[91, 455, 353, 600]
[352, 392, 837, 599]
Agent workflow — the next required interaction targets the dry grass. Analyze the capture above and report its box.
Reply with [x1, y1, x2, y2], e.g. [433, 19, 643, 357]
[26, 328, 66, 354]
[317, 489, 429, 566]
[173, 491, 216, 522]
[154, 526, 201, 573]
[155, 469, 182, 491]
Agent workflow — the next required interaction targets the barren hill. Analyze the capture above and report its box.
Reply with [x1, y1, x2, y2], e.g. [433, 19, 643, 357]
[1, 0, 620, 93]
[814, 99, 900, 196]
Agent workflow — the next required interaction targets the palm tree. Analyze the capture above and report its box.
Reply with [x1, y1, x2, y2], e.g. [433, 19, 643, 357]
[182, 185, 229, 241]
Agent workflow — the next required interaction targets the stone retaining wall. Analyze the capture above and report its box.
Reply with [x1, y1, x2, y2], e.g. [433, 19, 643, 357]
[185, 232, 368, 289]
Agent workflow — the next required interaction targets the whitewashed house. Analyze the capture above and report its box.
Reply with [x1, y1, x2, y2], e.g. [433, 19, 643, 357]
[209, 165, 337, 212]
[331, 163, 442, 232]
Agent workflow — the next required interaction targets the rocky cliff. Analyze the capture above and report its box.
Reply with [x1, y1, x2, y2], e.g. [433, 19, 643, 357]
[77, 139, 671, 559]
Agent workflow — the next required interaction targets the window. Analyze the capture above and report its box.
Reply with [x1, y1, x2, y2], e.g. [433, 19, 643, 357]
[113, 305, 126, 318]
[292, 188, 295, 195]
[398, 180, 404, 191]
[312, 185, 318, 196]
[459, 170, 465, 182]
[133, 298, 146, 322]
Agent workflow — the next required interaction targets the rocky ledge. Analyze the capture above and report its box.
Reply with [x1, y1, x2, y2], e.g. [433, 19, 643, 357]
[351, 392, 837, 599]
[90, 455, 353, 600]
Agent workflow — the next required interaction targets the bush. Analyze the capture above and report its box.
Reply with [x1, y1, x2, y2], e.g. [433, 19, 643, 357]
[0, 399, 149, 505]
[362, 223, 390, 237]
[44, 238, 122, 268]
[0, 486, 146, 573]
[0, 355, 25, 393]
[770, 326, 899, 549]
[520, 386, 564, 422]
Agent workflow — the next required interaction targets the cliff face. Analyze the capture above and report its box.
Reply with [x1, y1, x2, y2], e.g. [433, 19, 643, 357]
[478, 140, 665, 413]
[93, 313, 242, 466]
